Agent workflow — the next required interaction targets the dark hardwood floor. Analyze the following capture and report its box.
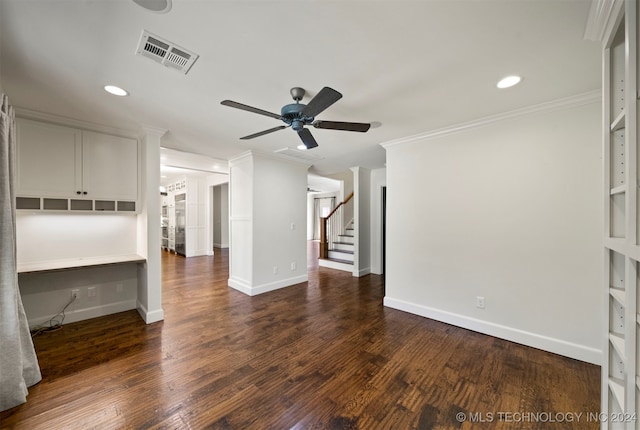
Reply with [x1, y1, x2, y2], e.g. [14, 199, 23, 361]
[1, 243, 600, 429]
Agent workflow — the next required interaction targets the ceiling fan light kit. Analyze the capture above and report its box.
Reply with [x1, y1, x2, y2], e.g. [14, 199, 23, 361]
[221, 86, 371, 150]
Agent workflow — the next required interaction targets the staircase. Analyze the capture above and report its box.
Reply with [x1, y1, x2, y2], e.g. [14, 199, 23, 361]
[327, 221, 355, 264]
[319, 193, 355, 273]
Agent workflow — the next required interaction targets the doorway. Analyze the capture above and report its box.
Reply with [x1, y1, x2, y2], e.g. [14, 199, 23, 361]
[211, 183, 229, 251]
[382, 186, 386, 290]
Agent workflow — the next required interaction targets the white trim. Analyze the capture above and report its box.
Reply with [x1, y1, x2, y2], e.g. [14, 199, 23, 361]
[229, 149, 312, 168]
[383, 297, 602, 365]
[136, 302, 164, 324]
[140, 125, 168, 139]
[584, 0, 624, 42]
[228, 274, 308, 296]
[381, 90, 602, 149]
[353, 267, 370, 277]
[28, 299, 137, 329]
[15, 107, 141, 139]
[318, 258, 353, 272]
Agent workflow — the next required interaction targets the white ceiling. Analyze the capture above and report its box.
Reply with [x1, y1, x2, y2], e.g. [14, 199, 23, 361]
[0, 0, 601, 176]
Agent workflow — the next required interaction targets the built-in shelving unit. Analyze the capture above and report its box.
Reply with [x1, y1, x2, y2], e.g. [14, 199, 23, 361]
[602, 1, 640, 428]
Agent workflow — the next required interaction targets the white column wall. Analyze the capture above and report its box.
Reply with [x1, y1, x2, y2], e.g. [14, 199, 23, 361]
[136, 127, 164, 324]
[228, 151, 309, 296]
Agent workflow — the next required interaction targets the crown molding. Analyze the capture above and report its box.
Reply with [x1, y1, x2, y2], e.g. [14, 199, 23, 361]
[584, 0, 623, 42]
[14, 107, 142, 139]
[381, 90, 601, 149]
[140, 125, 168, 139]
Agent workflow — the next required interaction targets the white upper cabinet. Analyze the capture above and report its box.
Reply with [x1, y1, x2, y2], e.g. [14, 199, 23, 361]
[16, 119, 82, 197]
[82, 131, 137, 201]
[16, 118, 139, 208]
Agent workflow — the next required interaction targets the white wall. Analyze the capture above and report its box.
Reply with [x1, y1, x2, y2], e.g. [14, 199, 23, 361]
[370, 168, 386, 275]
[228, 151, 309, 295]
[383, 99, 602, 364]
[136, 128, 164, 324]
[205, 173, 229, 254]
[17, 213, 140, 327]
[212, 183, 229, 248]
[17, 213, 138, 262]
[352, 166, 371, 277]
[328, 170, 354, 223]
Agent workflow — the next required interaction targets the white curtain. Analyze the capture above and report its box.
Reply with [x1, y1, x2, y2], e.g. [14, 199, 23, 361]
[0, 94, 41, 412]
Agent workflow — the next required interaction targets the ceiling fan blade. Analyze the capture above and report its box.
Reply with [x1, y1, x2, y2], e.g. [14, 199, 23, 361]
[313, 120, 370, 133]
[221, 100, 282, 120]
[301, 87, 342, 117]
[240, 125, 287, 140]
[297, 128, 318, 149]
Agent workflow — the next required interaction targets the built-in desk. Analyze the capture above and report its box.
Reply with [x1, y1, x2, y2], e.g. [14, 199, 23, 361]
[17, 254, 146, 274]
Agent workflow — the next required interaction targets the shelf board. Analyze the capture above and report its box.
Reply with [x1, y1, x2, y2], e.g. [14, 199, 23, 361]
[605, 237, 627, 255]
[610, 287, 626, 306]
[609, 333, 626, 361]
[611, 109, 626, 132]
[610, 185, 627, 195]
[609, 377, 625, 409]
[17, 254, 146, 274]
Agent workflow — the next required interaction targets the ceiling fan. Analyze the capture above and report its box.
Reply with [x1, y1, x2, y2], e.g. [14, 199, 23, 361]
[221, 87, 370, 149]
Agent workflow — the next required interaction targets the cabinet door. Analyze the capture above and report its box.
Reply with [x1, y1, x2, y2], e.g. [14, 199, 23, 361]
[16, 118, 82, 197]
[82, 131, 138, 200]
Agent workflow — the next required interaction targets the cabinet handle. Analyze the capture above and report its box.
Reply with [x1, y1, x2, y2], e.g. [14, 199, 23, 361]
[83, 191, 87, 195]
[77, 191, 81, 195]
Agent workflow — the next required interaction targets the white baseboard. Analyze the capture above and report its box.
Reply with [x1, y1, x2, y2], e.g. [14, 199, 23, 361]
[354, 267, 371, 277]
[137, 302, 164, 324]
[228, 274, 308, 296]
[29, 299, 137, 329]
[318, 259, 353, 273]
[383, 297, 601, 365]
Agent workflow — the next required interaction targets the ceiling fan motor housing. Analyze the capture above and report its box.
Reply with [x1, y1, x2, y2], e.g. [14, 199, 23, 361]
[281, 103, 313, 130]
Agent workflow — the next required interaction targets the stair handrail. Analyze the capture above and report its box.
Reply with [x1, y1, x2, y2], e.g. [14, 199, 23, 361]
[320, 192, 354, 259]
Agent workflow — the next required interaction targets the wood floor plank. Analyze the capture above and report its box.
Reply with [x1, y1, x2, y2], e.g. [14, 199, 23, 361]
[1, 244, 600, 429]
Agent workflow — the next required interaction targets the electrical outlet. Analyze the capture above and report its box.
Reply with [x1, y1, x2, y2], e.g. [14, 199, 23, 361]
[476, 296, 485, 309]
[273, 266, 278, 274]
[291, 262, 296, 271]
[88, 286, 97, 298]
[116, 283, 123, 293]
[71, 289, 80, 300]
[290, 222, 296, 230]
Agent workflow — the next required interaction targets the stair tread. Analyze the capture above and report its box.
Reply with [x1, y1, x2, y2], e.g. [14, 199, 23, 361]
[333, 241, 355, 245]
[338, 234, 354, 237]
[329, 249, 354, 255]
[321, 257, 354, 265]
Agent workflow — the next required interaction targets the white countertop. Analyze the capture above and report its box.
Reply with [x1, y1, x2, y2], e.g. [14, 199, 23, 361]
[17, 254, 146, 274]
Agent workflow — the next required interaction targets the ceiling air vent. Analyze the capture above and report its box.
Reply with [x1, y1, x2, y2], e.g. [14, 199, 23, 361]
[136, 30, 198, 74]
[274, 147, 323, 161]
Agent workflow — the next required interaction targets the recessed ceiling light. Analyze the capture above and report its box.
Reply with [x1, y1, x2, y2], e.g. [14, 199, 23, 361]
[104, 85, 129, 96]
[297, 144, 307, 151]
[497, 76, 522, 89]
[132, 0, 172, 13]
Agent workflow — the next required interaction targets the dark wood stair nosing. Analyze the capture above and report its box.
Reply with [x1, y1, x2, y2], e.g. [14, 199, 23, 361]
[320, 257, 354, 265]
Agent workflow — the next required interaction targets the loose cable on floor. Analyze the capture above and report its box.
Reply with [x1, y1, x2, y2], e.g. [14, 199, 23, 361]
[30, 294, 76, 337]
